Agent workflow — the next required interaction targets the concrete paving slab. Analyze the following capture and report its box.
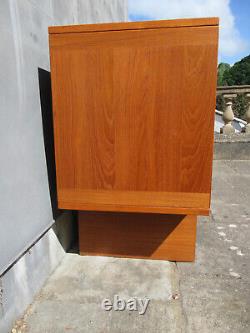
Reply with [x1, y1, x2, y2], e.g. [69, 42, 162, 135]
[12, 160, 250, 333]
[13, 255, 186, 333]
[178, 160, 250, 333]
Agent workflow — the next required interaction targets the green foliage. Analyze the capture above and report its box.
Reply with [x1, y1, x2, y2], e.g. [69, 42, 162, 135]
[218, 55, 250, 86]
[217, 62, 230, 86]
[216, 94, 224, 113]
[232, 94, 247, 119]
[216, 55, 250, 119]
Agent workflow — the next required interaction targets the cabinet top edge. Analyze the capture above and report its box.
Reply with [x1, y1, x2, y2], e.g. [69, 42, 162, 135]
[49, 17, 219, 35]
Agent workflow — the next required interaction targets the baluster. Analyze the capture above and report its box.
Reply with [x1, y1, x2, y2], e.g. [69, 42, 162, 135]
[243, 93, 250, 134]
[220, 94, 237, 134]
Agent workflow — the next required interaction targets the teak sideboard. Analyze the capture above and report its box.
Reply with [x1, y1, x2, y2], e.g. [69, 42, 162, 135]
[49, 18, 219, 261]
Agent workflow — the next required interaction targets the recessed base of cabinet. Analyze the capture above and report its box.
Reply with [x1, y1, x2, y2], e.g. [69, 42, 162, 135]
[78, 212, 197, 262]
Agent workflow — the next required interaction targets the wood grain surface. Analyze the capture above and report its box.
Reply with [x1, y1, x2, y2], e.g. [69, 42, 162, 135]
[49, 19, 218, 213]
[49, 17, 218, 34]
[59, 189, 209, 215]
[78, 212, 197, 261]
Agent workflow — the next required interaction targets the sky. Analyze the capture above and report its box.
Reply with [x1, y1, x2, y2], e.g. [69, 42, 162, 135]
[128, 0, 250, 65]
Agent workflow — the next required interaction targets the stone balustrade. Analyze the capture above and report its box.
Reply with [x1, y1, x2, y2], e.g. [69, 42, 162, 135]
[216, 85, 250, 134]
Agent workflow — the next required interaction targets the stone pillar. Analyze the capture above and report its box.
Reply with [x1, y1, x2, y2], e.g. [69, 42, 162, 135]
[220, 94, 237, 134]
[243, 93, 250, 134]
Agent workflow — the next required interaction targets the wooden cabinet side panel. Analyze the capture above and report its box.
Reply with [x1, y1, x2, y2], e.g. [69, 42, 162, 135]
[49, 25, 218, 211]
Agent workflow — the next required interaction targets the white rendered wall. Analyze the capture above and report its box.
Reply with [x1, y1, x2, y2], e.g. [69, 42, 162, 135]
[0, 1, 127, 331]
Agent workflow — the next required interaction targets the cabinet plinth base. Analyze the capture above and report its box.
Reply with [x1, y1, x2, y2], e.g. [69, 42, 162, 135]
[78, 212, 197, 262]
